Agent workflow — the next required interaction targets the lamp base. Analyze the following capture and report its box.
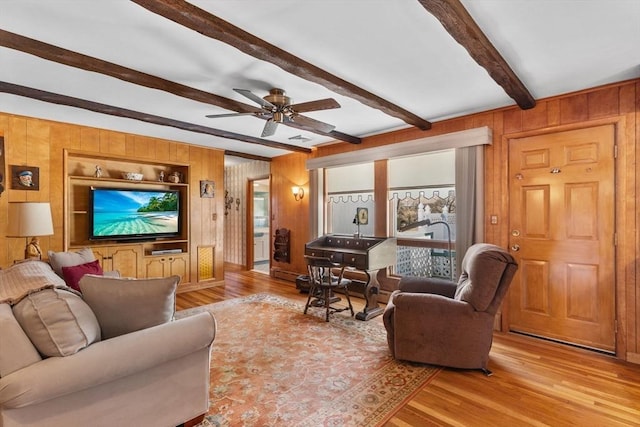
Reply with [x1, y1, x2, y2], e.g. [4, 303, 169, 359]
[25, 237, 43, 260]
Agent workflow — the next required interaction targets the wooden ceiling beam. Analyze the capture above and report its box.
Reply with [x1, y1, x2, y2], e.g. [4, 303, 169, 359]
[0, 29, 358, 145]
[224, 150, 271, 162]
[0, 30, 259, 114]
[0, 81, 311, 153]
[132, 0, 433, 131]
[417, 0, 536, 110]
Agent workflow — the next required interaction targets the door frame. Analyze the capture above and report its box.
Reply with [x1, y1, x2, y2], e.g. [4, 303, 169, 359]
[245, 176, 270, 271]
[502, 117, 629, 359]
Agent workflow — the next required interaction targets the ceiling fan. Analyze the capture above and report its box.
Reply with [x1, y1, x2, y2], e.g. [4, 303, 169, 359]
[206, 88, 340, 138]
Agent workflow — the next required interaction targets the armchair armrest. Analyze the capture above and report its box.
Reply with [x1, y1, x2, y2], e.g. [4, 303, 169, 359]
[0, 311, 216, 409]
[398, 276, 457, 297]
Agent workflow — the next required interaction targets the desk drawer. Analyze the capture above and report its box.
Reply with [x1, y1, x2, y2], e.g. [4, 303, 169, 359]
[305, 248, 326, 258]
[343, 253, 367, 269]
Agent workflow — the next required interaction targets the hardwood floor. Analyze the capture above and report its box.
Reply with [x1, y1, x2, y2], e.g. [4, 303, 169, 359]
[177, 267, 640, 427]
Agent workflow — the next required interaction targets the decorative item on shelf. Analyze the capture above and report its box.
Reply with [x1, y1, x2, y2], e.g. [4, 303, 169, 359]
[6, 202, 54, 260]
[224, 190, 234, 216]
[122, 172, 143, 181]
[168, 171, 181, 183]
[10, 165, 39, 190]
[200, 180, 215, 198]
[94, 165, 102, 178]
[158, 171, 165, 182]
[291, 186, 304, 201]
[273, 228, 290, 263]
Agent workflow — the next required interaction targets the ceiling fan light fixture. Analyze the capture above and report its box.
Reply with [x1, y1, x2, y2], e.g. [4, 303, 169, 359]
[272, 111, 285, 123]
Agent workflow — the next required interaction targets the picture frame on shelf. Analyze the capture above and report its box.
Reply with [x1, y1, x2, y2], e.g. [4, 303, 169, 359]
[200, 180, 215, 198]
[10, 165, 39, 190]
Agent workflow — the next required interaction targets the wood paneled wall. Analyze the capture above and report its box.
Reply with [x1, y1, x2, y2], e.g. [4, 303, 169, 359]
[270, 152, 311, 278]
[271, 79, 639, 362]
[0, 113, 225, 288]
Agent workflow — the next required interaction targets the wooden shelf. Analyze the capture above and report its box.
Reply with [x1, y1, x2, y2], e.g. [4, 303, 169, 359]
[69, 175, 189, 187]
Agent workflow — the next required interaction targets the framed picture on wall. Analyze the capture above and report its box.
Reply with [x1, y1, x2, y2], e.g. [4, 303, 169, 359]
[200, 180, 215, 198]
[10, 165, 39, 190]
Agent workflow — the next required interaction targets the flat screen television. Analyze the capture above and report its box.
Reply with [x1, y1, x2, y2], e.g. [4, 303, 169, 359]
[89, 187, 181, 241]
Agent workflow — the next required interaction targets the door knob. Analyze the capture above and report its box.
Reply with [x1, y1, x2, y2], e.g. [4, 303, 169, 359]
[511, 244, 520, 252]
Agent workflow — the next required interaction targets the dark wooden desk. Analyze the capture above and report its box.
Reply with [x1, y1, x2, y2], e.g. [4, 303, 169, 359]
[305, 235, 397, 320]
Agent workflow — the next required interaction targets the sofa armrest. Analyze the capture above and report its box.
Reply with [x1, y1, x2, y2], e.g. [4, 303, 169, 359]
[0, 311, 216, 409]
[398, 276, 457, 297]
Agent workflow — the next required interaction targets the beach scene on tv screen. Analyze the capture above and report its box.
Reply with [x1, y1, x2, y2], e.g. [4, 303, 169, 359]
[93, 190, 179, 237]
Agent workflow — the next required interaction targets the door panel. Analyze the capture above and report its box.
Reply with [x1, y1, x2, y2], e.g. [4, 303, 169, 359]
[508, 125, 615, 352]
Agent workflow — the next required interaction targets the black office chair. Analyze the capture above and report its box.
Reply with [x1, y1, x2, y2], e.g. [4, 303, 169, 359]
[304, 256, 354, 322]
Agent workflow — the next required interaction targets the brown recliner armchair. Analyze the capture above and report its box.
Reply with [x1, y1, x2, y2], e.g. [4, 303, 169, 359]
[383, 243, 517, 374]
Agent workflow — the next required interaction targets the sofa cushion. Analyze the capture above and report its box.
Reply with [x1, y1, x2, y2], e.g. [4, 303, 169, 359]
[62, 259, 104, 292]
[48, 248, 96, 278]
[12, 289, 101, 357]
[79, 275, 179, 339]
[0, 303, 42, 377]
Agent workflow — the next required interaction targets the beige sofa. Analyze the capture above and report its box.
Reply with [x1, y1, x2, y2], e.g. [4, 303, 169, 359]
[0, 260, 216, 427]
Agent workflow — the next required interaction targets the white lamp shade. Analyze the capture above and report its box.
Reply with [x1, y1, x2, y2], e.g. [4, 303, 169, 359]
[7, 202, 54, 237]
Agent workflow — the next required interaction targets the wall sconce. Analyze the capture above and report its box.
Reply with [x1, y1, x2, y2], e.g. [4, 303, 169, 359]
[292, 186, 304, 201]
[6, 202, 54, 260]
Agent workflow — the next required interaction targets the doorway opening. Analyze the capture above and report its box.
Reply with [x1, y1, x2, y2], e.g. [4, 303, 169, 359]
[250, 178, 270, 274]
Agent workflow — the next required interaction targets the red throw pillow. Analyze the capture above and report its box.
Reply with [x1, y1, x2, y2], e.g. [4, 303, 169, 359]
[62, 260, 104, 292]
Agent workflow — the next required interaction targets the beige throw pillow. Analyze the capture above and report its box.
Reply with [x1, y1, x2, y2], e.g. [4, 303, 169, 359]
[12, 289, 101, 357]
[47, 248, 96, 278]
[79, 275, 179, 339]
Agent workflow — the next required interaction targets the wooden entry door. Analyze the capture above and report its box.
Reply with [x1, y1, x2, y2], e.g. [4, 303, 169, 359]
[508, 125, 616, 352]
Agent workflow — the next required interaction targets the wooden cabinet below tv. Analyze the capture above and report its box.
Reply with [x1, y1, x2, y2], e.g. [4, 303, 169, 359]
[90, 244, 143, 278]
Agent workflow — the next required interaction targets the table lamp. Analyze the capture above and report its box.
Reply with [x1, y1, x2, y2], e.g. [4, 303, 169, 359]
[7, 202, 54, 260]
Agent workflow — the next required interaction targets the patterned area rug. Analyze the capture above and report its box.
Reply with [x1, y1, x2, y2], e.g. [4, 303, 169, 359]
[177, 293, 440, 427]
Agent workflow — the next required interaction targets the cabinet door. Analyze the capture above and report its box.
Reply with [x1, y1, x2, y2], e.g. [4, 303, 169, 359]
[144, 257, 166, 279]
[92, 247, 113, 271]
[110, 246, 142, 278]
[92, 245, 142, 278]
[143, 254, 189, 283]
[167, 255, 188, 283]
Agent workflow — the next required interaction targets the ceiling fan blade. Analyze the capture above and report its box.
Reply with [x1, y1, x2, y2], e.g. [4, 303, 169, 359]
[234, 88, 275, 109]
[261, 119, 278, 137]
[205, 112, 255, 118]
[289, 98, 340, 113]
[287, 114, 335, 134]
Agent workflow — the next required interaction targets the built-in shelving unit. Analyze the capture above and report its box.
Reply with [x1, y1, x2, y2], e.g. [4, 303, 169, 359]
[64, 150, 191, 282]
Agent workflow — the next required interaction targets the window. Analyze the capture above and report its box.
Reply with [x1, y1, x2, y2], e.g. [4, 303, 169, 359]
[389, 151, 456, 279]
[325, 162, 374, 236]
[310, 127, 489, 281]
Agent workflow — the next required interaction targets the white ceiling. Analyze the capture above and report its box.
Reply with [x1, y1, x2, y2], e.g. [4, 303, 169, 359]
[1, 0, 638, 160]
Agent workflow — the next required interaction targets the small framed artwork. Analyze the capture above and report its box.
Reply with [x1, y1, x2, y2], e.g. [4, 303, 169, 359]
[200, 180, 215, 198]
[11, 165, 40, 191]
[356, 207, 369, 225]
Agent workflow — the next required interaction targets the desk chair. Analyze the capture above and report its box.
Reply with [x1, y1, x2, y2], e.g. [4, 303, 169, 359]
[304, 256, 354, 322]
